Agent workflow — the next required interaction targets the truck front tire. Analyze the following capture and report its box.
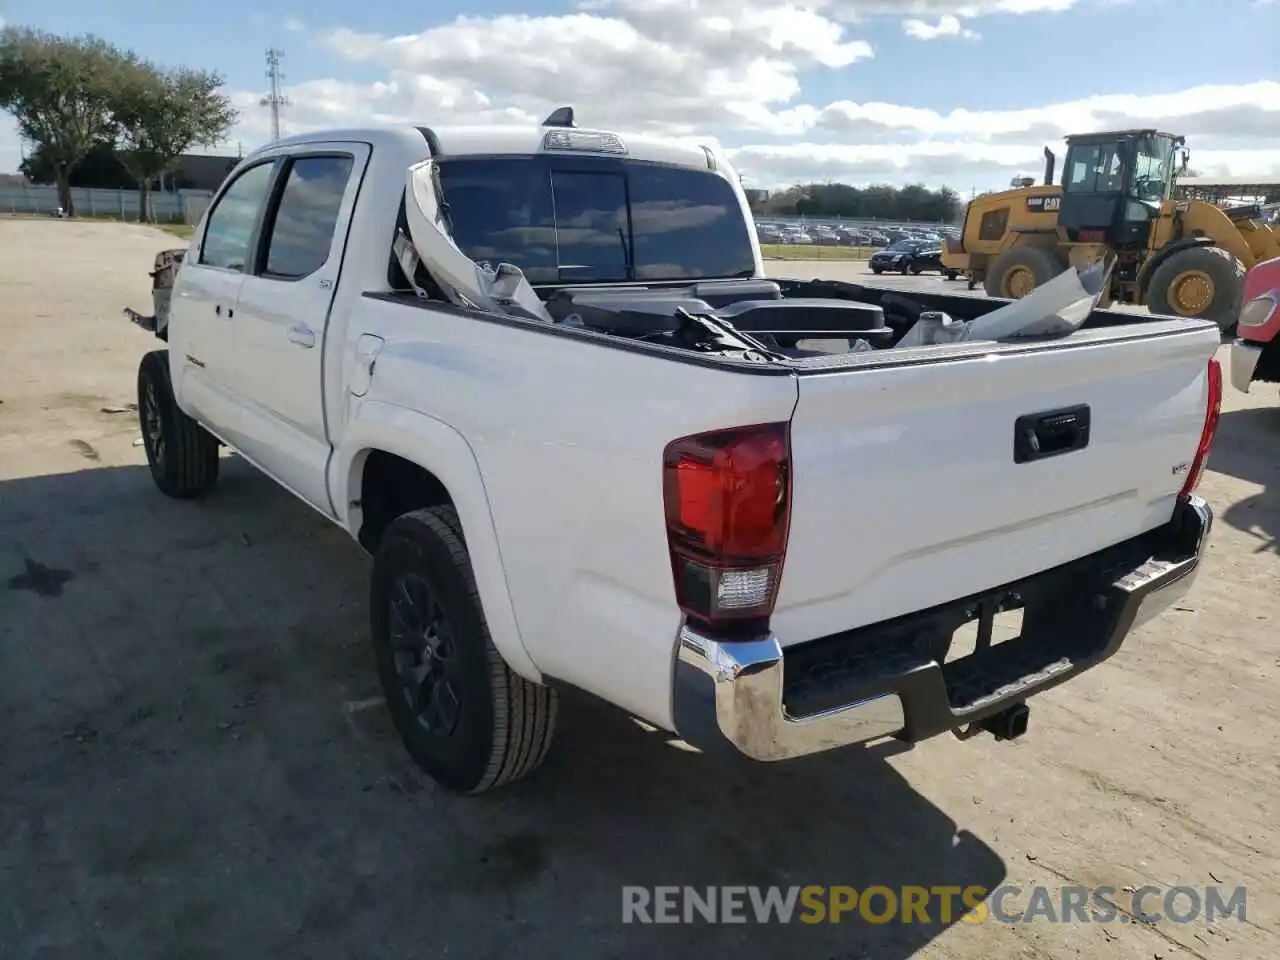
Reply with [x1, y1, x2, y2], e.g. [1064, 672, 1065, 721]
[1146, 245, 1245, 333]
[137, 350, 220, 499]
[370, 505, 558, 794]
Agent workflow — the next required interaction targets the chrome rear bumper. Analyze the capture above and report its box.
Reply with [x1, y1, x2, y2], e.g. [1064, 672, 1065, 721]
[672, 496, 1212, 762]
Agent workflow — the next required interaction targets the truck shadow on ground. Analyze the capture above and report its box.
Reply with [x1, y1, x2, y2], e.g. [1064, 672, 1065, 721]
[0, 459, 1006, 960]
[1210, 405, 1280, 555]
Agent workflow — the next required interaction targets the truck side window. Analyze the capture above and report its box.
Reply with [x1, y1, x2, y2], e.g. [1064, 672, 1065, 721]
[199, 161, 275, 272]
[263, 155, 355, 279]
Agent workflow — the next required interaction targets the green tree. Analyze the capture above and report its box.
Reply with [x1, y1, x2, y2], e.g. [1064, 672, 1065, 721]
[114, 63, 237, 222]
[19, 138, 135, 189]
[0, 26, 134, 215]
[755, 180, 961, 222]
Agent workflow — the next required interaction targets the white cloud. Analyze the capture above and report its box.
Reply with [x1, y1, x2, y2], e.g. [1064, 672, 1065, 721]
[826, 0, 1077, 17]
[814, 81, 1280, 142]
[902, 14, 980, 39]
[1, 1, 1276, 192]
[283, 17, 307, 33]
[316, 3, 874, 136]
[221, 3, 1278, 191]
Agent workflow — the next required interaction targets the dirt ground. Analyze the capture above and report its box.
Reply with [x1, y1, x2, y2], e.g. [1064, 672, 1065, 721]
[1, 220, 1277, 960]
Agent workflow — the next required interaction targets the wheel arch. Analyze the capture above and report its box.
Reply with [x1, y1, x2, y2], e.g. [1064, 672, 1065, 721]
[333, 402, 541, 682]
[1177, 201, 1260, 272]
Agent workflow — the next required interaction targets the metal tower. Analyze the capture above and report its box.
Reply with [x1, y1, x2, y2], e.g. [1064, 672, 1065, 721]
[261, 48, 291, 140]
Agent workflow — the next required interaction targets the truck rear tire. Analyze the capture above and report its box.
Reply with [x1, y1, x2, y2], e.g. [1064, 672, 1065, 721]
[137, 350, 220, 499]
[1146, 245, 1245, 333]
[370, 505, 558, 794]
[984, 246, 1065, 299]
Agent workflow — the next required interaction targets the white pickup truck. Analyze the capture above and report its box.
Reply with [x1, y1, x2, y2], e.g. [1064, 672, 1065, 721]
[126, 112, 1222, 795]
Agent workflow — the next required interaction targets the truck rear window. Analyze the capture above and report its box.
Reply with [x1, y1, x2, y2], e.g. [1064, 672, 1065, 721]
[434, 156, 756, 284]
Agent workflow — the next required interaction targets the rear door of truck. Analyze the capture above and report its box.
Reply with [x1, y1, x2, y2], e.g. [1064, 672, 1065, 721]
[228, 143, 372, 516]
[771, 322, 1221, 645]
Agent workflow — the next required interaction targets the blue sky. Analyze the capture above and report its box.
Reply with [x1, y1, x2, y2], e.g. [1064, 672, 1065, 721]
[1, 0, 1276, 189]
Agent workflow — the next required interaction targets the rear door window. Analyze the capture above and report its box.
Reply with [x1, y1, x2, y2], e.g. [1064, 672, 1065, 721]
[263, 155, 355, 279]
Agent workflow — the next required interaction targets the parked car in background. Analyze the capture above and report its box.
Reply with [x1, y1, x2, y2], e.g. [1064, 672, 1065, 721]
[870, 238, 934, 274]
[1229, 255, 1280, 395]
[905, 245, 959, 279]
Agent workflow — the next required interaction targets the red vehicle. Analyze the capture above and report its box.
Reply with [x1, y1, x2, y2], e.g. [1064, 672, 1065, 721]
[1230, 256, 1280, 394]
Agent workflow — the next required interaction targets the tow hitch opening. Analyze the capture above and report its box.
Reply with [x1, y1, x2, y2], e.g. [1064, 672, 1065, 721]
[953, 702, 1031, 742]
[983, 702, 1030, 741]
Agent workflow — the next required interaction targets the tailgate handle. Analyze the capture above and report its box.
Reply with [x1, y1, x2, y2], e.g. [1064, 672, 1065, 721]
[1014, 405, 1090, 463]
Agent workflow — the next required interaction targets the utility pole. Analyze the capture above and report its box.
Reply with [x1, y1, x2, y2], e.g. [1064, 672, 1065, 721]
[261, 48, 290, 140]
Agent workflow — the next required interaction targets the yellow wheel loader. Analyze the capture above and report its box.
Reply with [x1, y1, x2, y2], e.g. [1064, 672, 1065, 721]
[941, 129, 1280, 331]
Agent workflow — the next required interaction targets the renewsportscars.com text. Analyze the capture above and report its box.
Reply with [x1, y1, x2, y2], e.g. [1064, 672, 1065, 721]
[621, 884, 1247, 925]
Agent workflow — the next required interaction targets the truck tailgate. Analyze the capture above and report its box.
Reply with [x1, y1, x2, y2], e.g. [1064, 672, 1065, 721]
[771, 325, 1220, 646]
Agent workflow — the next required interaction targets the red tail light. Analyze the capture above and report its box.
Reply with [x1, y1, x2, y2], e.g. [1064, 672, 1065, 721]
[662, 422, 791, 627]
[1179, 357, 1222, 500]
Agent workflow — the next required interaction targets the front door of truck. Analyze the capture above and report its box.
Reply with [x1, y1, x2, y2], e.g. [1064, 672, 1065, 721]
[170, 158, 278, 435]
[229, 143, 370, 516]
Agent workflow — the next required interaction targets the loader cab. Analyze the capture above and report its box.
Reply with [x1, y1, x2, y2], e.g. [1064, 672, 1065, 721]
[1058, 130, 1183, 247]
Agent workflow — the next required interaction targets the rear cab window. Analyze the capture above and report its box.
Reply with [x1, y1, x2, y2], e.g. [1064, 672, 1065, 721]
[434, 156, 755, 285]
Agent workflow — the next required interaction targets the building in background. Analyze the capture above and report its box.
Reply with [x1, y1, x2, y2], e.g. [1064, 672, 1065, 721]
[164, 154, 240, 193]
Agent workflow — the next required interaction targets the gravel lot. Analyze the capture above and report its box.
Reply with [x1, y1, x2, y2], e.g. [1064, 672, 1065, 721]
[2, 220, 1278, 960]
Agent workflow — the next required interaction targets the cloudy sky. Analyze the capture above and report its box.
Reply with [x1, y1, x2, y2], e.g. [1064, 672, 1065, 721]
[1, 0, 1277, 191]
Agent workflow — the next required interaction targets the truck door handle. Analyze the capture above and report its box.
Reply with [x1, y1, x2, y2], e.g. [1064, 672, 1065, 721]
[287, 324, 316, 348]
[215, 304, 234, 318]
[1014, 404, 1090, 463]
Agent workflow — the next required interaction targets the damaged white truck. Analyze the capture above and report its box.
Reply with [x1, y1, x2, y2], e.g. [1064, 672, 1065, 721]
[126, 112, 1222, 794]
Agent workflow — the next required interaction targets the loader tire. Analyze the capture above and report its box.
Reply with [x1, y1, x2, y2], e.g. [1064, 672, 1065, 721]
[137, 350, 220, 499]
[1146, 245, 1245, 334]
[984, 246, 1066, 299]
[370, 505, 558, 794]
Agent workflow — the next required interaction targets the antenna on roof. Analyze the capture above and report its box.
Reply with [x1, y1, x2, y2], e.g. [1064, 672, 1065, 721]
[542, 107, 576, 128]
